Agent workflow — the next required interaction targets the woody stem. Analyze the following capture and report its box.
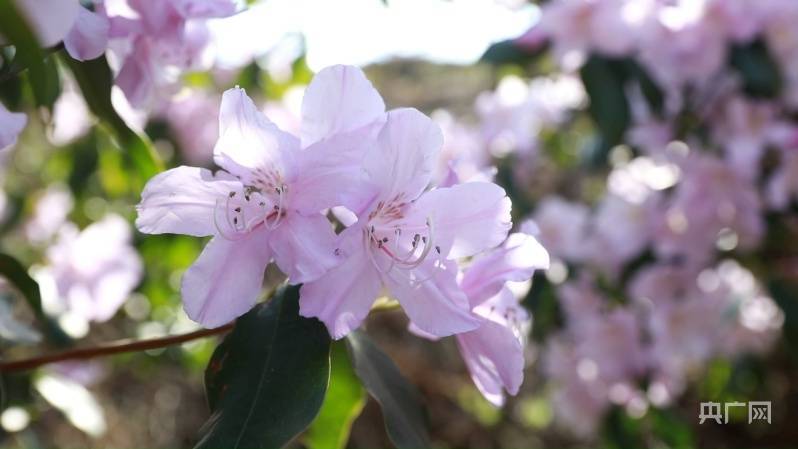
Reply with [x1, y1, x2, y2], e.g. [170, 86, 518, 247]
[0, 323, 234, 373]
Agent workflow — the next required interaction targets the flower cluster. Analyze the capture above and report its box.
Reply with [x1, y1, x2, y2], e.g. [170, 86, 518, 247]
[434, 0, 797, 435]
[1, 0, 239, 151]
[135, 65, 549, 405]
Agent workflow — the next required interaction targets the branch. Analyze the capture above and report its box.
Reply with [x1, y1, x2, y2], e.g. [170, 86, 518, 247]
[0, 323, 234, 373]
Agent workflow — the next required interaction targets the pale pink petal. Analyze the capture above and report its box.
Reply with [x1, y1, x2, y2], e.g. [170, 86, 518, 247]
[0, 103, 27, 150]
[385, 258, 481, 337]
[115, 42, 153, 108]
[461, 232, 549, 307]
[269, 213, 338, 284]
[363, 108, 442, 201]
[458, 287, 528, 405]
[300, 65, 385, 148]
[290, 122, 382, 214]
[215, 87, 299, 180]
[64, 7, 109, 61]
[413, 182, 512, 259]
[173, 0, 237, 18]
[15, 0, 80, 47]
[407, 322, 441, 341]
[457, 318, 524, 406]
[299, 230, 381, 339]
[136, 166, 240, 237]
[181, 228, 271, 327]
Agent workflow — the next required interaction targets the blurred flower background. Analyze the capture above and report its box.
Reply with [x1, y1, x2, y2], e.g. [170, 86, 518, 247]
[2, 0, 798, 447]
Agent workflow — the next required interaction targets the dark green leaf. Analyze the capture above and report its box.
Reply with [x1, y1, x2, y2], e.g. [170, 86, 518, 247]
[304, 340, 366, 449]
[0, 253, 70, 346]
[768, 278, 798, 362]
[196, 285, 331, 449]
[480, 39, 547, 66]
[62, 54, 163, 186]
[730, 39, 782, 99]
[579, 55, 631, 166]
[0, 0, 61, 108]
[346, 331, 430, 449]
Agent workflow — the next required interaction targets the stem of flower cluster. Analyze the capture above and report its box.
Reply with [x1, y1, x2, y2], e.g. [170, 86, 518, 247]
[0, 323, 234, 373]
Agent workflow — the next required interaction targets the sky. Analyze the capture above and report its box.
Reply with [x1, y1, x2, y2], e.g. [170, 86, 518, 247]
[209, 0, 539, 71]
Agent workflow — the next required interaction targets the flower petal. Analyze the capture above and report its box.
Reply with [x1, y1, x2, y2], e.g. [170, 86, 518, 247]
[215, 87, 299, 180]
[461, 232, 549, 307]
[413, 182, 512, 259]
[64, 7, 109, 61]
[385, 258, 481, 337]
[115, 42, 153, 108]
[15, 0, 80, 47]
[269, 212, 338, 284]
[181, 228, 271, 327]
[299, 229, 381, 339]
[290, 121, 382, 214]
[456, 311, 525, 406]
[136, 166, 240, 237]
[0, 103, 27, 150]
[173, 0, 237, 18]
[363, 108, 442, 201]
[300, 65, 385, 148]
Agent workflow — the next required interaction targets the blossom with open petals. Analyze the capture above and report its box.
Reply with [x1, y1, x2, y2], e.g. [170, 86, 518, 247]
[137, 65, 386, 327]
[455, 231, 549, 405]
[300, 99, 513, 339]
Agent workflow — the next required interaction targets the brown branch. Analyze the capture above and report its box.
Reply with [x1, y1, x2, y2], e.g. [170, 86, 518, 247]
[0, 323, 234, 373]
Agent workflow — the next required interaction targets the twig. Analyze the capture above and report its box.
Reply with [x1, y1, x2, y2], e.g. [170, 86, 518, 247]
[0, 323, 234, 373]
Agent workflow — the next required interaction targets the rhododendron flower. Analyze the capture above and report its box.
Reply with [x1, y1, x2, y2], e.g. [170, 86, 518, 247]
[0, 102, 26, 151]
[137, 65, 386, 328]
[108, 0, 238, 107]
[37, 215, 142, 323]
[300, 105, 513, 339]
[454, 231, 549, 406]
[10, 0, 109, 61]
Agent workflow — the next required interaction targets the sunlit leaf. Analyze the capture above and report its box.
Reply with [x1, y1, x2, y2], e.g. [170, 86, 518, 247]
[196, 285, 331, 449]
[304, 340, 366, 449]
[0, 253, 69, 346]
[346, 331, 430, 449]
[62, 54, 163, 188]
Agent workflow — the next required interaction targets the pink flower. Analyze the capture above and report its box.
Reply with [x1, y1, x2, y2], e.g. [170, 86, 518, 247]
[161, 91, 220, 165]
[137, 65, 387, 328]
[299, 100, 513, 340]
[13, 0, 81, 48]
[108, 0, 237, 107]
[0, 102, 26, 151]
[64, 6, 110, 61]
[37, 215, 142, 323]
[12, 0, 108, 61]
[653, 154, 763, 265]
[583, 194, 654, 276]
[455, 231, 549, 406]
[534, 0, 641, 64]
[530, 197, 589, 263]
[710, 95, 798, 180]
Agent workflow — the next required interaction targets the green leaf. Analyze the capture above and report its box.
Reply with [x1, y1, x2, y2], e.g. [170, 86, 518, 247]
[346, 331, 430, 449]
[0, 253, 69, 346]
[768, 278, 798, 361]
[480, 39, 547, 66]
[196, 285, 331, 449]
[304, 340, 366, 449]
[0, 0, 61, 108]
[730, 39, 782, 99]
[61, 54, 163, 187]
[579, 55, 631, 167]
